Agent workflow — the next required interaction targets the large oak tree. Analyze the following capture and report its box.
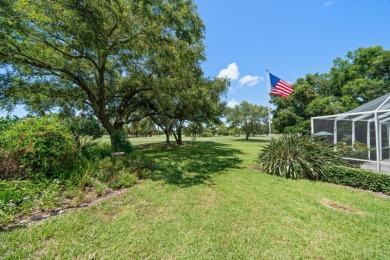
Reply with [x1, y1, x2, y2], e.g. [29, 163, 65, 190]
[226, 101, 268, 140]
[0, 0, 205, 145]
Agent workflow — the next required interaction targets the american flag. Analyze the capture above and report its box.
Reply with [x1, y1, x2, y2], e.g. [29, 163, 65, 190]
[269, 73, 294, 98]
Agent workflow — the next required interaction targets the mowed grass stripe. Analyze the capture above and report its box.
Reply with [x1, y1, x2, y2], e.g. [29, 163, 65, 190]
[1, 136, 389, 259]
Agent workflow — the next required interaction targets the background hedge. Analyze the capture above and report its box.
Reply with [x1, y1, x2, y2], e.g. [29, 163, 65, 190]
[321, 165, 390, 195]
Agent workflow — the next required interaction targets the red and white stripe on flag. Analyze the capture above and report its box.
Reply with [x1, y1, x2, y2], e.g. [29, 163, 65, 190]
[269, 73, 294, 98]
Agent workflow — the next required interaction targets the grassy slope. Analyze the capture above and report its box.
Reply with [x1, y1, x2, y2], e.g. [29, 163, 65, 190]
[1, 136, 389, 259]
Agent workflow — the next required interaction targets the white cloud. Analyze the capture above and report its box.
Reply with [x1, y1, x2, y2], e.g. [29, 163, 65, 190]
[228, 86, 236, 94]
[217, 63, 240, 80]
[323, 1, 334, 8]
[227, 98, 239, 108]
[239, 75, 263, 87]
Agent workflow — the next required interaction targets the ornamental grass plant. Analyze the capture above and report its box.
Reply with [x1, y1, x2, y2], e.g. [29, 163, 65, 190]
[257, 133, 343, 179]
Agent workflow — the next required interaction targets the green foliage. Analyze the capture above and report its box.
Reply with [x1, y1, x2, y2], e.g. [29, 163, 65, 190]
[200, 128, 214, 137]
[0, 116, 19, 132]
[62, 116, 104, 148]
[127, 151, 155, 178]
[81, 143, 112, 162]
[0, 0, 207, 144]
[111, 130, 133, 153]
[0, 116, 20, 152]
[0, 154, 24, 181]
[0, 179, 62, 225]
[1, 117, 79, 178]
[284, 120, 311, 134]
[186, 122, 204, 138]
[0, 147, 155, 226]
[272, 46, 390, 132]
[1, 137, 390, 258]
[321, 165, 390, 195]
[89, 178, 109, 197]
[257, 134, 343, 179]
[336, 141, 370, 159]
[127, 118, 156, 137]
[94, 152, 154, 184]
[185, 122, 203, 143]
[226, 101, 268, 140]
[109, 169, 137, 190]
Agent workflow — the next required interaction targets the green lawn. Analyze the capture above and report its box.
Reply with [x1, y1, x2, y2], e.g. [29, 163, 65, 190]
[1, 136, 389, 259]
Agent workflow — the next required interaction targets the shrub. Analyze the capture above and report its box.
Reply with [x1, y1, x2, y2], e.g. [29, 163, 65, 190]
[1, 117, 79, 178]
[90, 178, 109, 197]
[0, 179, 63, 225]
[257, 133, 343, 179]
[321, 165, 390, 195]
[94, 152, 154, 186]
[62, 116, 104, 148]
[111, 130, 133, 153]
[336, 141, 370, 159]
[284, 121, 311, 134]
[127, 151, 155, 178]
[0, 155, 25, 181]
[109, 169, 137, 189]
[0, 116, 20, 132]
[81, 143, 112, 162]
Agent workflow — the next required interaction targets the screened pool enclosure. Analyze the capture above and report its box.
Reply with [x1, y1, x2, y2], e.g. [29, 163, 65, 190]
[311, 93, 390, 173]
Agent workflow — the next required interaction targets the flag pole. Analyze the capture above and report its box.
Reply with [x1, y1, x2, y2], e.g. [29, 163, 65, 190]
[266, 68, 272, 142]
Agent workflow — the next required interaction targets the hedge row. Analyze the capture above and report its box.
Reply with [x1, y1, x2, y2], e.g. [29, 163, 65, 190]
[321, 165, 390, 195]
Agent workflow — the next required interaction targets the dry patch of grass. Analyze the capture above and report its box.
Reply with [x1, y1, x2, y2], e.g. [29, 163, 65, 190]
[320, 198, 365, 215]
[196, 188, 218, 209]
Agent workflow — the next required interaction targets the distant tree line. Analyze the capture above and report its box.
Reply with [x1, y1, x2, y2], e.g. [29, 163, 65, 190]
[272, 46, 390, 133]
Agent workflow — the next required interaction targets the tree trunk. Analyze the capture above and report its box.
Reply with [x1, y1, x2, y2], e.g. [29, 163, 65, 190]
[108, 124, 128, 152]
[172, 130, 179, 144]
[165, 130, 171, 147]
[245, 132, 250, 140]
[177, 127, 182, 145]
[174, 127, 183, 145]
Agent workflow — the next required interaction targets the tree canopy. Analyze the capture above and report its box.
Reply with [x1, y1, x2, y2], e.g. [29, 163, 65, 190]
[272, 46, 390, 133]
[0, 0, 209, 144]
[225, 101, 268, 140]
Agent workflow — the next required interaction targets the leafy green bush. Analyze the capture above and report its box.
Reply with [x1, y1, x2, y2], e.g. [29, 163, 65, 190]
[284, 120, 311, 134]
[257, 133, 343, 179]
[94, 153, 154, 186]
[321, 165, 390, 195]
[0, 116, 20, 152]
[0, 116, 20, 132]
[109, 169, 137, 189]
[0, 155, 25, 181]
[81, 143, 112, 162]
[1, 117, 79, 178]
[111, 130, 133, 153]
[62, 116, 104, 148]
[336, 141, 370, 159]
[89, 178, 109, 197]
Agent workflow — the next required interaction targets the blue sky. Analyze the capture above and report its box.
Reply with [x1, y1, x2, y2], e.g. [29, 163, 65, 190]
[2, 0, 390, 117]
[195, 0, 390, 107]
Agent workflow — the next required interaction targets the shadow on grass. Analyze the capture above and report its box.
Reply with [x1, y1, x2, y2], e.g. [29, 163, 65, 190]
[137, 141, 244, 187]
[232, 138, 270, 143]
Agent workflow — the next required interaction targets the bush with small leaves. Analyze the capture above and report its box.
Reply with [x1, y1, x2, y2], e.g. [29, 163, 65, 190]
[62, 116, 104, 148]
[109, 169, 137, 189]
[257, 133, 343, 179]
[321, 165, 390, 195]
[0, 117, 79, 178]
[111, 130, 133, 153]
[81, 143, 112, 162]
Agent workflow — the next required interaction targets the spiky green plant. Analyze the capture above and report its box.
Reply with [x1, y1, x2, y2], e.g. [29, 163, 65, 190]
[257, 133, 343, 179]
